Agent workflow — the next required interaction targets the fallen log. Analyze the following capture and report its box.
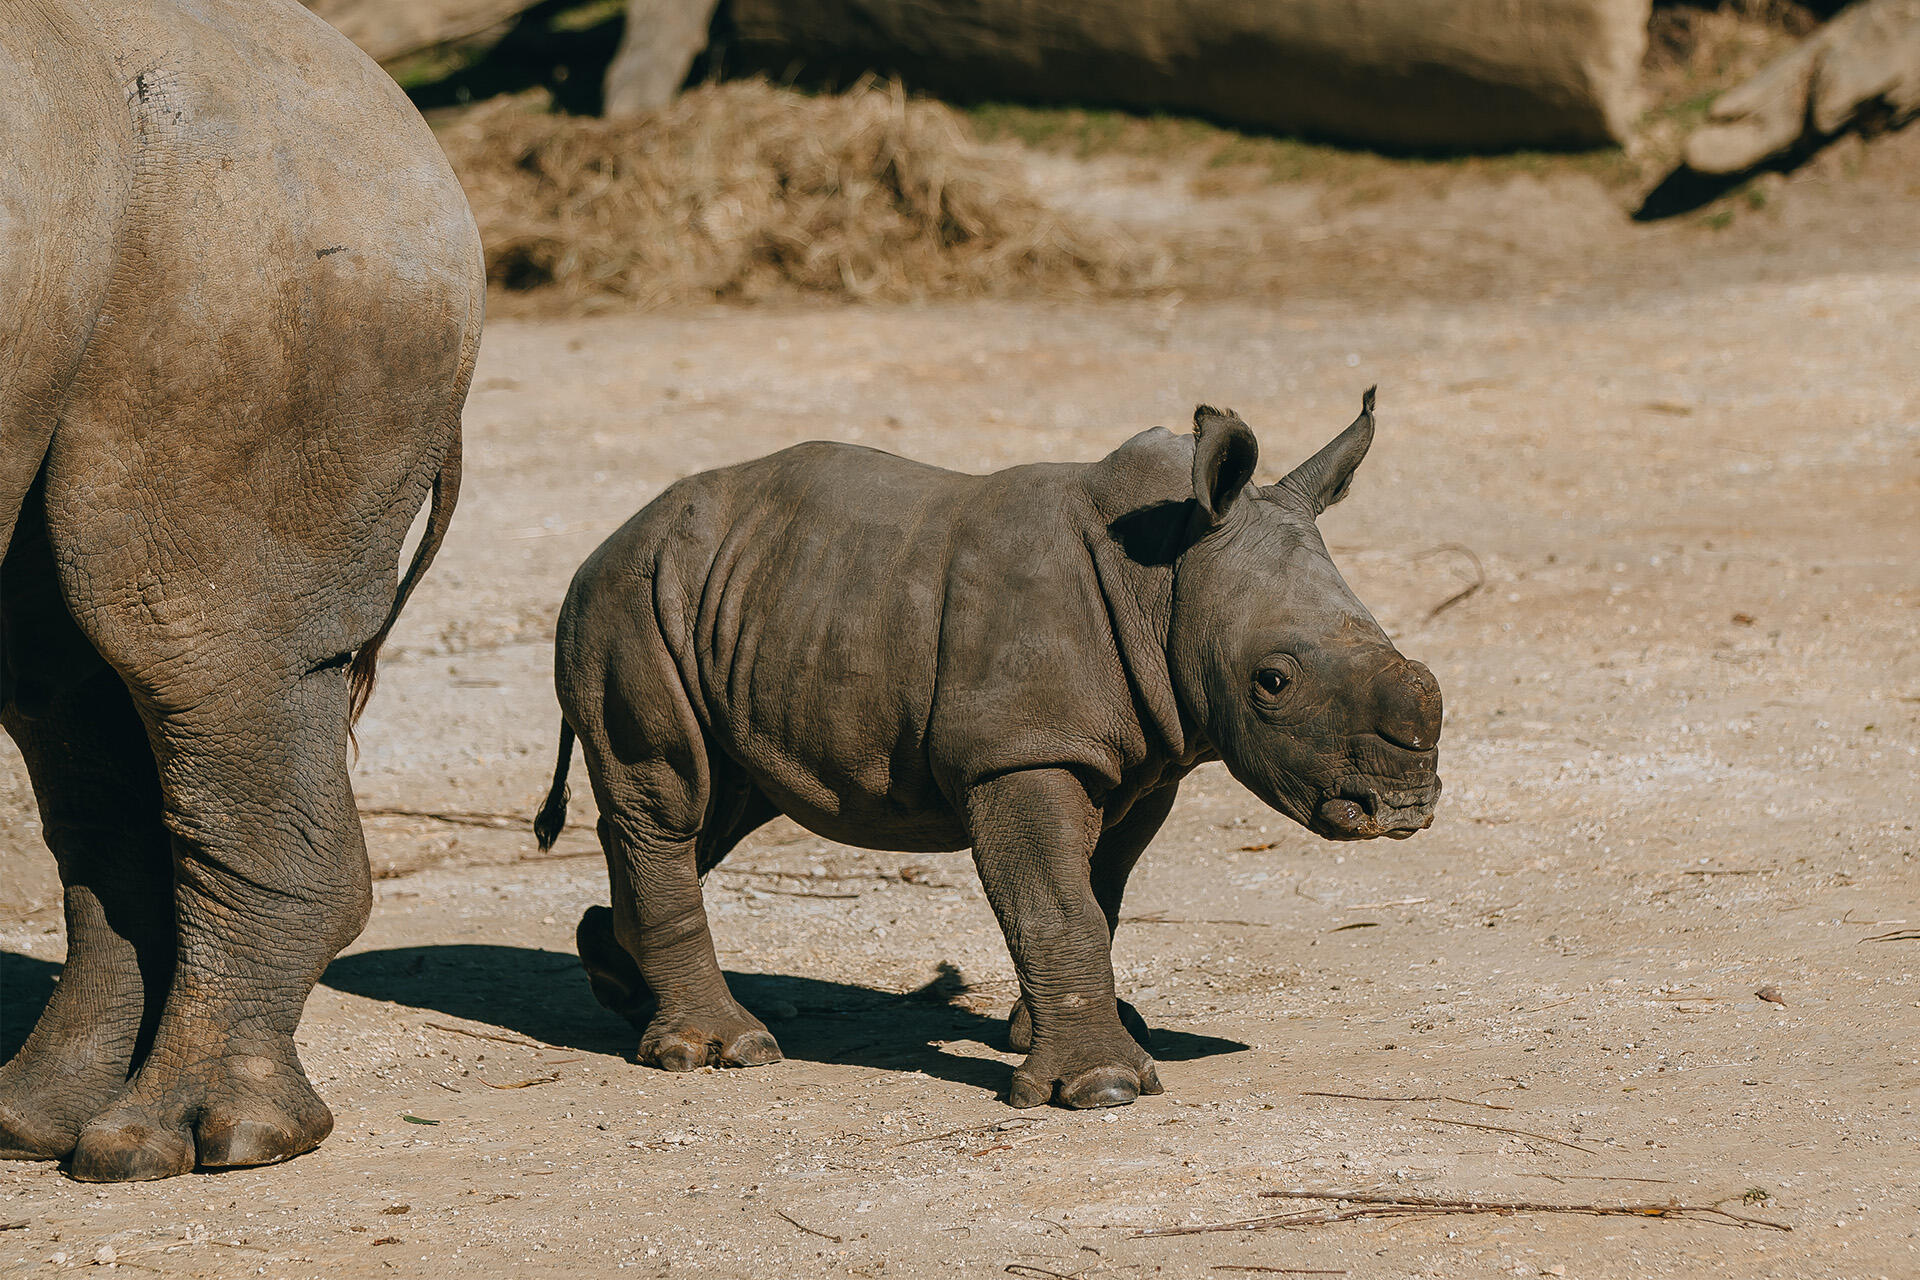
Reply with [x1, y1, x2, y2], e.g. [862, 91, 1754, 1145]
[1684, 0, 1920, 175]
[724, 0, 1652, 149]
[302, 0, 542, 65]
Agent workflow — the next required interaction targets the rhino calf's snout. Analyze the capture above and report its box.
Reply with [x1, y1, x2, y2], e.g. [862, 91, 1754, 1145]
[1370, 658, 1443, 752]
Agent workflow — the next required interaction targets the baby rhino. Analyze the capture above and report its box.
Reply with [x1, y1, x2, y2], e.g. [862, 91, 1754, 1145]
[535, 389, 1442, 1109]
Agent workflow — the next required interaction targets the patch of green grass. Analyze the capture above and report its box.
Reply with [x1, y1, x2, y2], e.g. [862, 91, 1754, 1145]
[549, 0, 628, 32]
[966, 103, 1218, 159]
[388, 39, 495, 91]
[1644, 87, 1723, 136]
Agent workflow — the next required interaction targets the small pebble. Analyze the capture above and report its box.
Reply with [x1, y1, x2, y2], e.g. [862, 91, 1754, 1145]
[94, 1245, 118, 1265]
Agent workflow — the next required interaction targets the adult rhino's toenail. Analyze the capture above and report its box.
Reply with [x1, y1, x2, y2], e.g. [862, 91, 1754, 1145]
[1060, 1067, 1140, 1109]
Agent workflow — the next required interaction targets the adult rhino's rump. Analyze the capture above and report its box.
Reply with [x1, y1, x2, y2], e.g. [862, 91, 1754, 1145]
[726, 0, 1650, 149]
[0, 0, 482, 1184]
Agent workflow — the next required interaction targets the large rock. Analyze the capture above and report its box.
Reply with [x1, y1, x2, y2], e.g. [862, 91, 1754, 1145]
[604, 0, 723, 117]
[1684, 0, 1920, 175]
[303, 0, 542, 64]
[725, 0, 1651, 149]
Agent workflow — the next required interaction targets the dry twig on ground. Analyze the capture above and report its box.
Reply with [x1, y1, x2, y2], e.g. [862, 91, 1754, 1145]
[1300, 1091, 1512, 1112]
[422, 1021, 555, 1050]
[774, 1209, 843, 1243]
[1415, 543, 1486, 622]
[1136, 1188, 1791, 1237]
[359, 806, 523, 829]
[1412, 1115, 1595, 1154]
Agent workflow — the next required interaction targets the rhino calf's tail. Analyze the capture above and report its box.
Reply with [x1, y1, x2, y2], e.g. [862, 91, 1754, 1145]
[533, 720, 577, 850]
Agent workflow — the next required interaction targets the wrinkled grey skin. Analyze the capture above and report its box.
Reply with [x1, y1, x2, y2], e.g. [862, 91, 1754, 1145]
[0, 0, 482, 1180]
[538, 391, 1441, 1110]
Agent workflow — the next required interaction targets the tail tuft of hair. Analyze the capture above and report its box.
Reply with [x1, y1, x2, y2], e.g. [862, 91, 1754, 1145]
[533, 721, 577, 851]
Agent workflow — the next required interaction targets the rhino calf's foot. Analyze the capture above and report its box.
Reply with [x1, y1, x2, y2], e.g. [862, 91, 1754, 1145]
[637, 1007, 782, 1072]
[1008, 1027, 1163, 1110]
[1006, 997, 1150, 1055]
[67, 1053, 332, 1183]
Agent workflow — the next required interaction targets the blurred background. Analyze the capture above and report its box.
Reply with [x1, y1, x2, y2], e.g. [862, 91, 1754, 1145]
[300, 0, 1918, 310]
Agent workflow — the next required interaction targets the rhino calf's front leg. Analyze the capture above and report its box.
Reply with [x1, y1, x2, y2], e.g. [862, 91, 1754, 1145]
[1006, 782, 1176, 1055]
[966, 769, 1163, 1109]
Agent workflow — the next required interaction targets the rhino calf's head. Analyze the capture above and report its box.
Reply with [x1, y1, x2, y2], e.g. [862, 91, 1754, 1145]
[1167, 389, 1442, 841]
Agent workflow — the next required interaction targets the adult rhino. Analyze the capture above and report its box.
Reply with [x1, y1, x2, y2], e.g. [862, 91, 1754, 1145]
[0, 0, 482, 1181]
[536, 391, 1443, 1111]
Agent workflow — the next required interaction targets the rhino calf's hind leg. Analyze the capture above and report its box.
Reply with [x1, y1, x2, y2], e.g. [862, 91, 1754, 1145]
[0, 515, 173, 1158]
[597, 818, 782, 1071]
[68, 667, 368, 1183]
[578, 774, 778, 1036]
[968, 769, 1162, 1110]
[578, 735, 780, 1071]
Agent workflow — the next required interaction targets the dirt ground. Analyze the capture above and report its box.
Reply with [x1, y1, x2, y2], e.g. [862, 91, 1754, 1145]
[2, 138, 1917, 1279]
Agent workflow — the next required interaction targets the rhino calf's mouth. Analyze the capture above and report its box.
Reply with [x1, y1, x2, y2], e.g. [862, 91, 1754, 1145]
[1316, 781, 1441, 840]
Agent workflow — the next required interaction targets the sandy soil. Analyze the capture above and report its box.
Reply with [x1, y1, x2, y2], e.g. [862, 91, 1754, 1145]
[2, 146, 1917, 1278]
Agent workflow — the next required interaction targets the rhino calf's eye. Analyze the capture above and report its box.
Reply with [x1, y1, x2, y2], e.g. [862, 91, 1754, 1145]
[1254, 668, 1289, 697]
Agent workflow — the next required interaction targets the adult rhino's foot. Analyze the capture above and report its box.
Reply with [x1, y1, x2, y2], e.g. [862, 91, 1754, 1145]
[0, 1101, 74, 1163]
[637, 1005, 782, 1072]
[0, 1026, 143, 1162]
[0, 1071, 121, 1163]
[1007, 1026, 1163, 1110]
[68, 1054, 332, 1182]
[1006, 997, 1150, 1055]
[0, 1091, 93, 1163]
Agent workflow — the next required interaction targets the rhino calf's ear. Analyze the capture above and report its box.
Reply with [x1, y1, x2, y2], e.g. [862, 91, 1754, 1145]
[1276, 385, 1376, 515]
[1192, 404, 1258, 525]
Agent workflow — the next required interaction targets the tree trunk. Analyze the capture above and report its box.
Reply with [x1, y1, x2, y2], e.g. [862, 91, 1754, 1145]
[604, 0, 724, 117]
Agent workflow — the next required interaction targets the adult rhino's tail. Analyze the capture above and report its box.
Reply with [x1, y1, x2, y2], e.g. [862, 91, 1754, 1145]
[349, 436, 463, 725]
[533, 720, 576, 851]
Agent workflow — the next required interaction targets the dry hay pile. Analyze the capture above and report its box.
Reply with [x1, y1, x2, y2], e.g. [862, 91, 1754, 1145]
[438, 79, 1157, 307]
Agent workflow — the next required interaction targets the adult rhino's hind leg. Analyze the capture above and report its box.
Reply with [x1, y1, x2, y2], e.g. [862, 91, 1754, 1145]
[67, 658, 369, 1182]
[0, 510, 173, 1160]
